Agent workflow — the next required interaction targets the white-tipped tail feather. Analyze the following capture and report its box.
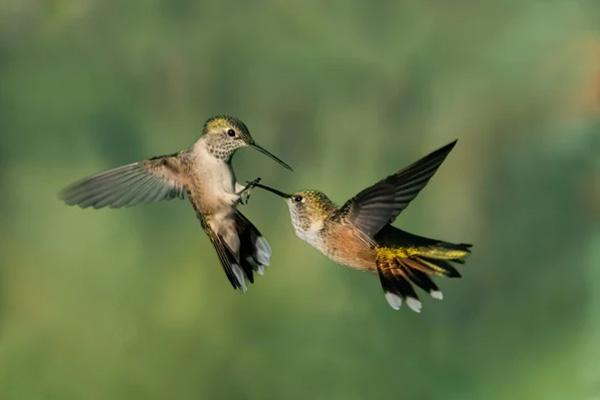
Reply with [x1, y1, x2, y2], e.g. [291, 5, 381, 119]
[378, 267, 424, 313]
[231, 265, 248, 293]
[406, 297, 422, 313]
[224, 210, 272, 291]
[255, 236, 272, 266]
[384, 292, 403, 310]
[431, 290, 444, 300]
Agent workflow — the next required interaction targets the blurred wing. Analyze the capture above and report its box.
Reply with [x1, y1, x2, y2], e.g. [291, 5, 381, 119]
[60, 153, 189, 209]
[334, 140, 457, 237]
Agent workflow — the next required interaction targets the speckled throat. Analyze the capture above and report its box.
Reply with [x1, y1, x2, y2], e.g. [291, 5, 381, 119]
[203, 135, 240, 162]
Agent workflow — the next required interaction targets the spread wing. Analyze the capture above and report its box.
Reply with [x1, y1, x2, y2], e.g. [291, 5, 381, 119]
[60, 152, 189, 209]
[333, 140, 457, 237]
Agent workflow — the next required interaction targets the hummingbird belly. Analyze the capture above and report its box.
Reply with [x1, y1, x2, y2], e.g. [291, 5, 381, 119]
[321, 226, 376, 271]
[187, 149, 243, 253]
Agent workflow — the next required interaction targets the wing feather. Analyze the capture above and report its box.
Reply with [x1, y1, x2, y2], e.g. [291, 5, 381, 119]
[334, 140, 457, 237]
[60, 152, 189, 209]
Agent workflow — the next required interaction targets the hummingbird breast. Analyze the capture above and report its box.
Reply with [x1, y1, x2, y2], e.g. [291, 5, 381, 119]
[188, 144, 239, 214]
[185, 147, 242, 256]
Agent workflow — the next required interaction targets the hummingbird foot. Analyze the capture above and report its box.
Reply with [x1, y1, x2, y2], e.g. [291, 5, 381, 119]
[237, 177, 261, 205]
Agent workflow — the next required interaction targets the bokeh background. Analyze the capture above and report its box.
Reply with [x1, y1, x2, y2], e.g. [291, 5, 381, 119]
[1, 1, 599, 399]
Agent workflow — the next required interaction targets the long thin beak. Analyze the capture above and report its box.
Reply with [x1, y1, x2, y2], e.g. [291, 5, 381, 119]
[254, 182, 291, 199]
[251, 143, 293, 171]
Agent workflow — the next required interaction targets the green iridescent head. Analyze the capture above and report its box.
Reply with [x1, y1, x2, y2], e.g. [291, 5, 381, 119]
[254, 184, 337, 239]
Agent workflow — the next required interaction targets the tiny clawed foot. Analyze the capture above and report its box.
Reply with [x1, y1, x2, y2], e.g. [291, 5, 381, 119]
[239, 177, 261, 205]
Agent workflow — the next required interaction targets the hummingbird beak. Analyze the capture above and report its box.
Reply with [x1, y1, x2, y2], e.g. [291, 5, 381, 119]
[253, 182, 291, 199]
[250, 143, 293, 171]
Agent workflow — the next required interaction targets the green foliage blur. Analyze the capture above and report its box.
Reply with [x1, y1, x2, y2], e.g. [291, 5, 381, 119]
[1, 1, 599, 399]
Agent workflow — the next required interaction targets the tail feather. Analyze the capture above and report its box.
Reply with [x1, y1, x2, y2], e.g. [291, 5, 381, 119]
[422, 242, 472, 260]
[375, 234, 471, 311]
[399, 263, 442, 300]
[377, 265, 423, 313]
[407, 256, 462, 278]
[192, 199, 271, 292]
[375, 225, 472, 260]
[417, 257, 462, 278]
[235, 210, 272, 283]
[205, 227, 249, 292]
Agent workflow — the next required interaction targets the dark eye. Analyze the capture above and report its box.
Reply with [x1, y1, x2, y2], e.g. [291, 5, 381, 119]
[227, 128, 236, 137]
[293, 195, 303, 203]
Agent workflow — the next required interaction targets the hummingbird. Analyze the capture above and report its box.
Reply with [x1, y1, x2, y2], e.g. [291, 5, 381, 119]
[60, 115, 292, 292]
[254, 140, 471, 312]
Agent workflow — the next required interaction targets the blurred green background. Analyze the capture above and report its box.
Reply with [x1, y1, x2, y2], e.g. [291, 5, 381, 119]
[1, 1, 599, 399]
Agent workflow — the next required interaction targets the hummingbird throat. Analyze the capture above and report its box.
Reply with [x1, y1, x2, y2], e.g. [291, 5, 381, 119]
[201, 136, 240, 161]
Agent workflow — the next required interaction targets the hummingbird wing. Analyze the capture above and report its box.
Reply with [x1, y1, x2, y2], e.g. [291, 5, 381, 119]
[60, 153, 189, 209]
[334, 140, 457, 237]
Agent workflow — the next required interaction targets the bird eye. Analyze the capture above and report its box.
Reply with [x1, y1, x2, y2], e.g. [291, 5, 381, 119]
[293, 195, 303, 203]
[227, 128, 236, 137]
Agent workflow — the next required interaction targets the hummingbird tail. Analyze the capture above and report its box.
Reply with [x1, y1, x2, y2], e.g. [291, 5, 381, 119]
[193, 207, 271, 292]
[376, 265, 425, 313]
[374, 231, 472, 311]
[234, 210, 272, 279]
[204, 224, 249, 292]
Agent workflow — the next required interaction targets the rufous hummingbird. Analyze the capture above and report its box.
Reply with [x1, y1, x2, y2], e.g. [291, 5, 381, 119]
[254, 140, 471, 312]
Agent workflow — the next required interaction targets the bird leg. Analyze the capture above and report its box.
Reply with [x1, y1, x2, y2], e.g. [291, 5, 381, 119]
[236, 177, 261, 205]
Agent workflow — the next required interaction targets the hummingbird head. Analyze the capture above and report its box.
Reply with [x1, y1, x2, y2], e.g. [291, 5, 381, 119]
[201, 115, 292, 170]
[254, 183, 336, 242]
[286, 190, 337, 237]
